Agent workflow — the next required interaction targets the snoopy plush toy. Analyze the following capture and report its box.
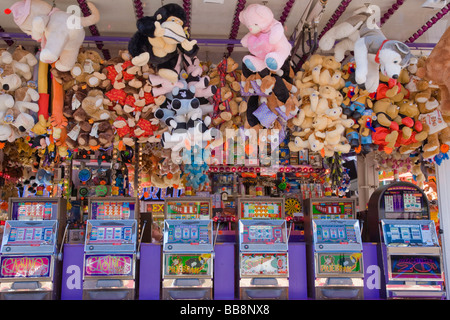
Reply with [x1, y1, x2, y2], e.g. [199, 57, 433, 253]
[318, 5, 413, 93]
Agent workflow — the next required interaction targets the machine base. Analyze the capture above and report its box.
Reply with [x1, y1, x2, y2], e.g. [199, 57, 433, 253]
[313, 277, 364, 300]
[239, 278, 289, 300]
[162, 278, 213, 300]
[0, 280, 55, 300]
[83, 279, 135, 300]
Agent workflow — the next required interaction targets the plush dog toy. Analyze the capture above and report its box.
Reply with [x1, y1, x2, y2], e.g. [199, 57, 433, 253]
[7, 0, 100, 72]
[318, 6, 413, 93]
[128, 3, 198, 84]
[239, 4, 292, 72]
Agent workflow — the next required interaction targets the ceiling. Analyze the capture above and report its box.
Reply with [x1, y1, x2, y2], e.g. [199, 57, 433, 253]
[0, 0, 449, 62]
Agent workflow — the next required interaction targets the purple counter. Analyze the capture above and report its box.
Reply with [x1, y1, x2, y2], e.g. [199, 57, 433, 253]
[59, 242, 382, 300]
[61, 244, 84, 300]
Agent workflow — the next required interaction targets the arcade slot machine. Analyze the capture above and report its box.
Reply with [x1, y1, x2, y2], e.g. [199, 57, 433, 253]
[162, 197, 214, 300]
[368, 181, 445, 299]
[304, 197, 364, 299]
[237, 197, 289, 300]
[82, 197, 139, 300]
[0, 197, 67, 300]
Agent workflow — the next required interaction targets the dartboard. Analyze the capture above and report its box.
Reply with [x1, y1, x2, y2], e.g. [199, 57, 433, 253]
[285, 198, 301, 217]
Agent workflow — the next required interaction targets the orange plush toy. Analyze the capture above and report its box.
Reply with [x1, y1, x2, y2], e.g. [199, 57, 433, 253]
[416, 26, 450, 117]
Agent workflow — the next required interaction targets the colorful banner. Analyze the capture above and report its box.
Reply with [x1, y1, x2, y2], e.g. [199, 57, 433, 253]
[318, 253, 362, 274]
[240, 253, 288, 276]
[165, 254, 211, 276]
[0, 255, 52, 278]
[84, 254, 134, 277]
[391, 255, 442, 280]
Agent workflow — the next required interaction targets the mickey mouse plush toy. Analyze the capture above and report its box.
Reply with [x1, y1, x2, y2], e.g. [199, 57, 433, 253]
[128, 3, 199, 84]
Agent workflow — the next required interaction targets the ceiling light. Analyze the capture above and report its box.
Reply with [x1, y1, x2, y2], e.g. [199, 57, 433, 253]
[422, 0, 448, 9]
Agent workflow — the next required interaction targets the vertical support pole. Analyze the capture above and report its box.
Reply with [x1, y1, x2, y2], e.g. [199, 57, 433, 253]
[435, 160, 450, 299]
[357, 153, 379, 211]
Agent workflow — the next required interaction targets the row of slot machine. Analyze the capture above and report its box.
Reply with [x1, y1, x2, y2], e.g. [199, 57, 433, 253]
[0, 181, 445, 300]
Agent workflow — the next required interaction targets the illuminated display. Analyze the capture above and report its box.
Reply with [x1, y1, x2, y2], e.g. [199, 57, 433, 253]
[166, 201, 210, 219]
[315, 224, 359, 244]
[6, 226, 54, 246]
[311, 201, 353, 219]
[0, 255, 52, 278]
[164, 254, 212, 276]
[241, 225, 284, 244]
[12, 202, 56, 221]
[318, 253, 363, 274]
[166, 224, 210, 244]
[84, 254, 134, 277]
[91, 201, 134, 220]
[390, 255, 442, 280]
[87, 226, 133, 244]
[240, 202, 282, 219]
[240, 253, 288, 276]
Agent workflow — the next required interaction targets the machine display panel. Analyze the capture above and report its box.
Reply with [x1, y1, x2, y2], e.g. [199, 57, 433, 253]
[311, 201, 354, 219]
[12, 201, 58, 221]
[240, 221, 287, 245]
[84, 254, 134, 277]
[317, 253, 363, 275]
[315, 224, 360, 245]
[240, 253, 288, 277]
[165, 200, 211, 220]
[165, 221, 211, 245]
[163, 253, 212, 277]
[0, 255, 53, 279]
[239, 201, 283, 219]
[90, 201, 135, 220]
[381, 186, 427, 219]
[1, 221, 57, 251]
[381, 220, 439, 246]
[390, 255, 443, 280]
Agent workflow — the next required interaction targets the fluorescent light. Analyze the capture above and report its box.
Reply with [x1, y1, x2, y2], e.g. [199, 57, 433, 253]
[422, 0, 448, 9]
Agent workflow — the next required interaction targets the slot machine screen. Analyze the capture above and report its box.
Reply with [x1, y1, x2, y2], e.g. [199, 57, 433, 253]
[2, 222, 56, 248]
[12, 201, 58, 221]
[165, 222, 211, 245]
[241, 224, 286, 245]
[315, 223, 360, 245]
[381, 220, 439, 246]
[90, 201, 135, 220]
[86, 225, 135, 245]
[165, 200, 211, 220]
[381, 186, 427, 219]
[240, 201, 283, 219]
[311, 201, 354, 219]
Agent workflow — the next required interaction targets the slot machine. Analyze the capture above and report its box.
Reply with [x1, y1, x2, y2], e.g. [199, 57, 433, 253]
[82, 197, 139, 300]
[368, 181, 445, 299]
[0, 197, 67, 300]
[304, 197, 364, 299]
[162, 197, 214, 300]
[237, 197, 289, 300]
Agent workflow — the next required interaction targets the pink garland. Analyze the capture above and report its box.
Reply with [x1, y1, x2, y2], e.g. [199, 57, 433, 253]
[407, 2, 450, 43]
[227, 0, 247, 56]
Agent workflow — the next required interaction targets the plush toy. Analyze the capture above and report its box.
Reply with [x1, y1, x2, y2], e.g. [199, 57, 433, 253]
[128, 3, 199, 84]
[318, 6, 413, 93]
[239, 4, 292, 72]
[416, 27, 450, 117]
[7, 0, 100, 71]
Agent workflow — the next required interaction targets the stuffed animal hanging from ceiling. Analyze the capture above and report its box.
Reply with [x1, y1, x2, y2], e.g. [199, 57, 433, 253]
[318, 5, 413, 93]
[6, 0, 100, 72]
[128, 3, 199, 84]
[239, 4, 292, 73]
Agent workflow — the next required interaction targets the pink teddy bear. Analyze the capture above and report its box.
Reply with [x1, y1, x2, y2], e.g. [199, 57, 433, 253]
[239, 4, 292, 73]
